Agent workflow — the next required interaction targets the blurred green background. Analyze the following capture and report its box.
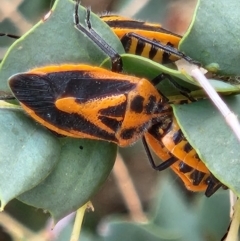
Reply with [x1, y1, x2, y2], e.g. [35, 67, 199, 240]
[0, 0, 231, 241]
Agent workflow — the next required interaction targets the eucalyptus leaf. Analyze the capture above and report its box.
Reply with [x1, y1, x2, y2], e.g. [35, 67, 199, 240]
[0, 109, 60, 209]
[180, 0, 240, 75]
[18, 139, 116, 223]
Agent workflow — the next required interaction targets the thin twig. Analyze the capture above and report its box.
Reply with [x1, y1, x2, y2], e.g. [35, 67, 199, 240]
[229, 191, 237, 218]
[112, 153, 148, 222]
[0, 212, 44, 241]
[70, 202, 91, 241]
[225, 198, 240, 241]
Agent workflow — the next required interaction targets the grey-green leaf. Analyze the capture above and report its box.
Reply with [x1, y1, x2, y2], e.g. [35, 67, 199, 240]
[0, 110, 60, 208]
[18, 139, 116, 223]
[180, 0, 240, 75]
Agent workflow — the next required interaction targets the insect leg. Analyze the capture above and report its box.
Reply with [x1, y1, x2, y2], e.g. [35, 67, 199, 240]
[0, 33, 20, 39]
[74, 0, 123, 72]
[142, 135, 178, 171]
[205, 175, 223, 197]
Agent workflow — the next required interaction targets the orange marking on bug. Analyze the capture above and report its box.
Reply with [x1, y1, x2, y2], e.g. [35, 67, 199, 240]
[101, 15, 180, 46]
[56, 95, 126, 134]
[170, 164, 208, 192]
[161, 118, 209, 173]
[182, 150, 208, 173]
[27, 64, 123, 75]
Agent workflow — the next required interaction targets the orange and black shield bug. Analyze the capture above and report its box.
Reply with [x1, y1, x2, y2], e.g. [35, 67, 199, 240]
[101, 15, 199, 65]
[143, 116, 223, 197]
[9, 64, 170, 147]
